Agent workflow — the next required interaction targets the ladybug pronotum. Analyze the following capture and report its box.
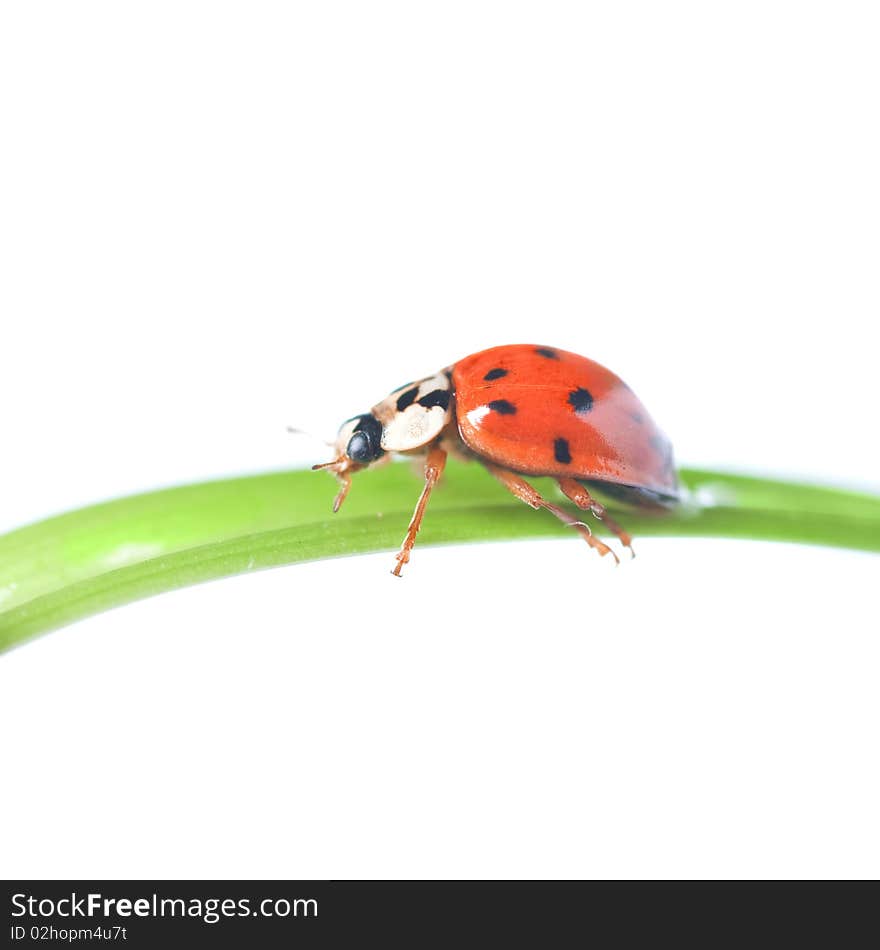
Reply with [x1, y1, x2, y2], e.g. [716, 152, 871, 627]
[314, 344, 678, 575]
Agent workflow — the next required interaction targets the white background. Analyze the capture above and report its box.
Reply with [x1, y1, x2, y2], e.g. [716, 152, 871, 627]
[1, 1, 878, 879]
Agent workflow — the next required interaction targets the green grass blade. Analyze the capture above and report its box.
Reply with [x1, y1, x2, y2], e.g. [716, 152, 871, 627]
[1, 461, 878, 652]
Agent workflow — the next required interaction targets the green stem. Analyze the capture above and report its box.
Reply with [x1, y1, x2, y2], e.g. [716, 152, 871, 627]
[1, 462, 878, 652]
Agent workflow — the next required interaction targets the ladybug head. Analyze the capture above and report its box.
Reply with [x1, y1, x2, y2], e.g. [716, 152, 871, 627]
[312, 412, 386, 512]
[338, 414, 385, 466]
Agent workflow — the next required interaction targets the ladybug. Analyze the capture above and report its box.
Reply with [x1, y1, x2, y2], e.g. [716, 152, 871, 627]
[314, 344, 678, 575]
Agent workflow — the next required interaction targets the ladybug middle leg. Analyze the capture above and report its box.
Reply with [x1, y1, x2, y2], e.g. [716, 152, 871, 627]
[557, 477, 635, 558]
[392, 443, 447, 577]
[484, 463, 619, 564]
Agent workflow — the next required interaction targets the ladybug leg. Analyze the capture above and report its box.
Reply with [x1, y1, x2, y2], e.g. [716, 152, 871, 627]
[557, 477, 635, 558]
[392, 444, 447, 577]
[485, 464, 619, 565]
[331, 469, 353, 513]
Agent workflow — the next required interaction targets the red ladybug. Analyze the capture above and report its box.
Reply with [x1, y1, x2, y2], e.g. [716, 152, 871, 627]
[315, 344, 678, 575]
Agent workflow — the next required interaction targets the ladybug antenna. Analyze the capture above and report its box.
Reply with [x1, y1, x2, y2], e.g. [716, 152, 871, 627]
[287, 425, 334, 448]
[309, 456, 355, 513]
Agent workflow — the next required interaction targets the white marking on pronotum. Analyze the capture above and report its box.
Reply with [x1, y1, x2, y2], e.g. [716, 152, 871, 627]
[374, 372, 452, 452]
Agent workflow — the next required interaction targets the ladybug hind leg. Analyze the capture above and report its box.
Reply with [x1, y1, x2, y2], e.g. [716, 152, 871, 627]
[485, 463, 619, 565]
[392, 444, 447, 577]
[557, 477, 635, 558]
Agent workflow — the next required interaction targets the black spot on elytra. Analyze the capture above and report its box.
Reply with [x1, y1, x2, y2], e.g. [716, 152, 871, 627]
[418, 389, 450, 411]
[630, 411, 644, 425]
[483, 367, 508, 381]
[395, 387, 419, 411]
[535, 347, 558, 359]
[554, 438, 572, 464]
[568, 387, 594, 414]
[488, 399, 516, 415]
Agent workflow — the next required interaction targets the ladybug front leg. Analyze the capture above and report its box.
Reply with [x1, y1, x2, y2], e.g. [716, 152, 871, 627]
[485, 464, 619, 565]
[557, 477, 635, 558]
[392, 444, 447, 577]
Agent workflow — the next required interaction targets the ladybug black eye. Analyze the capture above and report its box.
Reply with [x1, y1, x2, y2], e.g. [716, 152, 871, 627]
[346, 415, 384, 464]
[347, 432, 373, 463]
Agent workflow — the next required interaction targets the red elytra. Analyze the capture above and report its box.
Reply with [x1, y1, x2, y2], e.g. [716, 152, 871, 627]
[453, 344, 677, 497]
[315, 343, 678, 575]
